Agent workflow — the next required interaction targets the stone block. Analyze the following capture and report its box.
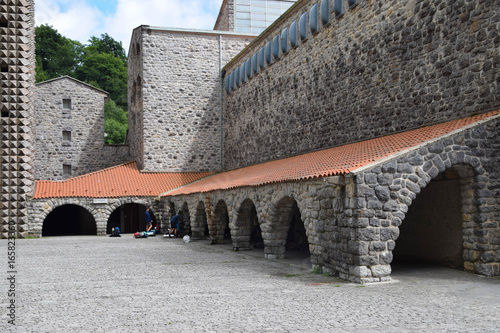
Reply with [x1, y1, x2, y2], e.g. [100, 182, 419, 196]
[370, 264, 391, 277]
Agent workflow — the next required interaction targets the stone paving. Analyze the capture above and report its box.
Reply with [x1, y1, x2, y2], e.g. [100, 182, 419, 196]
[1, 235, 499, 332]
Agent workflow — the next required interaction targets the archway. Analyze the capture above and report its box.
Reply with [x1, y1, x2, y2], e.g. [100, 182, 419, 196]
[267, 197, 309, 259]
[392, 166, 472, 270]
[181, 202, 191, 236]
[42, 204, 96, 236]
[214, 200, 230, 244]
[234, 199, 261, 250]
[106, 203, 156, 234]
[192, 201, 209, 239]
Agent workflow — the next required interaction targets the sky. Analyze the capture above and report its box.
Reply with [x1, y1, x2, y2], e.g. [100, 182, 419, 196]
[35, 0, 224, 52]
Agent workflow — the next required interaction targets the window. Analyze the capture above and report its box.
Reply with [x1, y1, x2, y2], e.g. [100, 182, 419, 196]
[310, 4, 318, 34]
[321, 0, 331, 25]
[63, 164, 72, 176]
[334, 0, 344, 17]
[290, 21, 297, 47]
[300, 12, 307, 40]
[273, 35, 280, 59]
[63, 131, 71, 141]
[235, 0, 297, 34]
[281, 28, 289, 53]
[63, 99, 71, 109]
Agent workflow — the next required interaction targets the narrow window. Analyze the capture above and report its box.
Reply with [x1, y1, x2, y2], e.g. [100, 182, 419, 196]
[246, 58, 252, 79]
[265, 41, 272, 64]
[63, 164, 72, 176]
[235, 66, 241, 87]
[272, 35, 280, 59]
[259, 47, 266, 69]
[281, 28, 289, 54]
[310, 4, 318, 34]
[334, 0, 344, 17]
[252, 52, 258, 75]
[300, 12, 308, 40]
[231, 71, 236, 90]
[225, 75, 231, 93]
[241, 63, 247, 83]
[321, 0, 331, 25]
[62, 130, 71, 141]
[290, 21, 298, 47]
[63, 99, 71, 109]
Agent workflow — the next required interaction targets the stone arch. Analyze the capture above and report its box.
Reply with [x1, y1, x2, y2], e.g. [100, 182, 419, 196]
[180, 202, 191, 235]
[42, 203, 96, 236]
[265, 196, 309, 259]
[233, 198, 260, 250]
[213, 199, 231, 244]
[191, 200, 208, 240]
[105, 198, 155, 234]
[392, 163, 477, 270]
[353, 134, 495, 282]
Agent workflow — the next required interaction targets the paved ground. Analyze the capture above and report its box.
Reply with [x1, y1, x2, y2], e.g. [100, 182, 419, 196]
[1, 235, 499, 332]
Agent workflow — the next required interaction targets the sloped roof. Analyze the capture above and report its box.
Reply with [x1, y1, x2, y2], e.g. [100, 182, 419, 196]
[35, 76, 109, 96]
[33, 161, 214, 199]
[164, 110, 500, 196]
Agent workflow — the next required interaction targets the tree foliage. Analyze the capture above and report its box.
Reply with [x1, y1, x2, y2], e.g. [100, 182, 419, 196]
[35, 25, 128, 144]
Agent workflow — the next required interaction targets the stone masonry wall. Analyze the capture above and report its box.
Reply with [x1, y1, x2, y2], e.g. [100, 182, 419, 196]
[222, 0, 500, 170]
[0, 0, 36, 238]
[35, 77, 131, 180]
[214, 0, 234, 31]
[128, 26, 254, 172]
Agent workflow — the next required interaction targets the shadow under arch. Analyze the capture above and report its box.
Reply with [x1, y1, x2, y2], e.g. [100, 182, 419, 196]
[213, 200, 231, 244]
[392, 164, 475, 272]
[180, 202, 191, 236]
[106, 203, 156, 234]
[266, 196, 310, 259]
[233, 198, 261, 250]
[42, 204, 96, 236]
[192, 201, 209, 240]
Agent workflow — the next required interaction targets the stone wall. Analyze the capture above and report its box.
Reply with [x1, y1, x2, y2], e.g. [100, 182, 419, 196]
[0, 0, 36, 238]
[35, 77, 131, 180]
[222, 0, 500, 170]
[214, 0, 234, 31]
[163, 116, 500, 282]
[127, 26, 254, 172]
[28, 196, 156, 237]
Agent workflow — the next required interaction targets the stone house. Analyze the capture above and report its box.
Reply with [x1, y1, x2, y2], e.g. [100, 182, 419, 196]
[34, 76, 131, 180]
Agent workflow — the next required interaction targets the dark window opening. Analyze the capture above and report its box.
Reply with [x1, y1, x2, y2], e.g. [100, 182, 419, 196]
[63, 130, 71, 141]
[63, 99, 71, 109]
[63, 164, 72, 176]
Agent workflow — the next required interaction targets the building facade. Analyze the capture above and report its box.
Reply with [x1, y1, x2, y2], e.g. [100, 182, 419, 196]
[34, 76, 130, 180]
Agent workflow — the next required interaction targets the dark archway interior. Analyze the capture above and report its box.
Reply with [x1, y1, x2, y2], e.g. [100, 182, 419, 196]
[106, 203, 155, 234]
[181, 202, 191, 236]
[393, 170, 464, 269]
[215, 201, 231, 243]
[43, 205, 96, 236]
[284, 200, 310, 255]
[249, 205, 264, 248]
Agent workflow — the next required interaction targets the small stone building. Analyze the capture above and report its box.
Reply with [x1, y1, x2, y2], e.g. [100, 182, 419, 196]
[34, 76, 131, 180]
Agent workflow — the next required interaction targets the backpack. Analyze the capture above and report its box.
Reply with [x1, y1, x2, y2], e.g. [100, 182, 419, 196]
[110, 227, 121, 237]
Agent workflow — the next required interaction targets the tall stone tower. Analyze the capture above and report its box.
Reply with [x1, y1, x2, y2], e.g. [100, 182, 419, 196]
[0, 0, 35, 238]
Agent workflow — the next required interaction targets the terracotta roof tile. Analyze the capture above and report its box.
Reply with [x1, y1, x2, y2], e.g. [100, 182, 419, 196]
[164, 110, 500, 196]
[33, 161, 214, 199]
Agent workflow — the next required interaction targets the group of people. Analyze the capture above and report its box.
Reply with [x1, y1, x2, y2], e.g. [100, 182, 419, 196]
[145, 208, 185, 237]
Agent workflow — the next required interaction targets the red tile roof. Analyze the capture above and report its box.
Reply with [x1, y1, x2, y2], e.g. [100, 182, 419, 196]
[164, 110, 500, 196]
[33, 161, 214, 199]
[33, 110, 499, 200]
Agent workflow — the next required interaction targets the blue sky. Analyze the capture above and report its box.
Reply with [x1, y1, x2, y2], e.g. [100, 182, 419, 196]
[35, 0, 223, 51]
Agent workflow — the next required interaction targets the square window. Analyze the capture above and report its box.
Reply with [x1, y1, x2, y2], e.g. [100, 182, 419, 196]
[63, 130, 71, 141]
[63, 99, 71, 109]
[63, 164, 72, 176]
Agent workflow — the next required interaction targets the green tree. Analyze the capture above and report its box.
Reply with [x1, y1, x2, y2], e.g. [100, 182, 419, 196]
[87, 33, 127, 64]
[104, 100, 128, 144]
[35, 24, 82, 82]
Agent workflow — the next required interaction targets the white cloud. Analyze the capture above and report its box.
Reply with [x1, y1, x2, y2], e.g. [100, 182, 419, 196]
[35, 0, 224, 52]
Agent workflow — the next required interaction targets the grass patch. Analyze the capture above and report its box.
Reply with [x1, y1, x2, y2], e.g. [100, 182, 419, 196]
[311, 266, 322, 274]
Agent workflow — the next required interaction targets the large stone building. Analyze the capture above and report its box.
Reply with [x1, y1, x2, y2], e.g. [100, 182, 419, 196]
[9, 0, 500, 282]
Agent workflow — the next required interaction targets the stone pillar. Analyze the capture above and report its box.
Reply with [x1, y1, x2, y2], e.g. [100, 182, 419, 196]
[0, 0, 35, 238]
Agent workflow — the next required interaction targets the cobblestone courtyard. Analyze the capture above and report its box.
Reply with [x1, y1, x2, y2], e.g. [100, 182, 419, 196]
[2, 235, 499, 332]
